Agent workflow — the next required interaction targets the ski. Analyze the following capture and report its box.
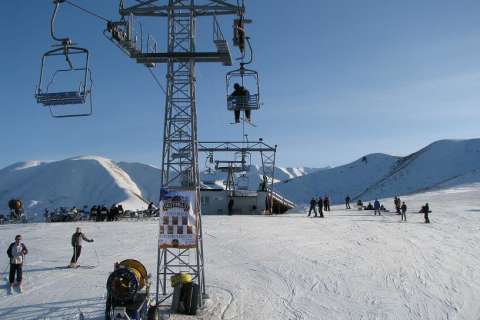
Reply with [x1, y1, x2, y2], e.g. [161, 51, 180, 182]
[55, 265, 96, 270]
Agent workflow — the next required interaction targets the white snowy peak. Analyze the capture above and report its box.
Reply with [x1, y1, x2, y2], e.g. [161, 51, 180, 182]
[0, 156, 146, 213]
[275, 139, 480, 204]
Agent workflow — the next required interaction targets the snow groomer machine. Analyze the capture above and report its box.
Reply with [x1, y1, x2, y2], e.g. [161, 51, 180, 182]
[105, 259, 159, 320]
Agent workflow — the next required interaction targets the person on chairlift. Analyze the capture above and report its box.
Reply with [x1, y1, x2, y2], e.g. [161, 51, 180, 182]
[229, 83, 250, 123]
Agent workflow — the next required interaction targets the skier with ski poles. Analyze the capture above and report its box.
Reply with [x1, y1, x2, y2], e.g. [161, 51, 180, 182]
[6, 234, 28, 293]
[70, 227, 94, 268]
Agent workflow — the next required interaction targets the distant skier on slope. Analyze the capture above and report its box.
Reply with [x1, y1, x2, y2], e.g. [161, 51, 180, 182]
[307, 198, 317, 217]
[394, 196, 401, 214]
[423, 203, 430, 223]
[70, 227, 94, 268]
[401, 202, 407, 221]
[345, 196, 351, 209]
[6, 234, 28, 293]
[317, 197, 324, 218]
[324, 196, 330, 211]
[374, 199, 381, 216]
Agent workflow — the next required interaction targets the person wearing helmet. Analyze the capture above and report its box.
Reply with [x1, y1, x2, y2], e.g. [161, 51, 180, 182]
[70, 227, 94, 268]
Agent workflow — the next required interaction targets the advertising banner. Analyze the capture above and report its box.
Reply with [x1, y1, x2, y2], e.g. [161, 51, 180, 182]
[159, 189, 197, 249]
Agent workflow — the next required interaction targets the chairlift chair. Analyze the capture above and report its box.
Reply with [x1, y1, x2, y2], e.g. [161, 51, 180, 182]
[226, 65, 260, 122]
[35, 45, 92, 118]
[236, 173, 250, 191]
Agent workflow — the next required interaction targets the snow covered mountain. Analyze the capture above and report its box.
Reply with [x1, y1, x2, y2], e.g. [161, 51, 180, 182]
[275, 139, 480, 205]
[0, 156, 147, 215]
[3, 138, 480, 213]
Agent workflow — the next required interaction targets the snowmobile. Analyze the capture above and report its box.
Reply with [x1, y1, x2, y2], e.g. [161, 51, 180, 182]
[105, 259, 159, 320]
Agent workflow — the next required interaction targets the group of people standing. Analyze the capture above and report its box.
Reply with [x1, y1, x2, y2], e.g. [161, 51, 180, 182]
[308, 194, 432, 224]
[90, 204, 124, 222]
[307, 196, 331, 218]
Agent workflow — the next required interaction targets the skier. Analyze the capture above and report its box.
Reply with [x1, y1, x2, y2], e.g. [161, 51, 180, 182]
[6, 234, 28, 293]
[373, 199, 381, 216]
[394, 196, 401, 214]
[423, 203, 430, 223]
[317, 197, 324, 218]
[345, 195, 351, 209]
[401, 202, 407, 221]
[307, 198, 317, 217]
[70, 227, 94, 268]
[324, 196, 330, 211]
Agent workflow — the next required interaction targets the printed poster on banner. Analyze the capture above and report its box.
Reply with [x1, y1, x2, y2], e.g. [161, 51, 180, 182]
[159, 189, 197, 249]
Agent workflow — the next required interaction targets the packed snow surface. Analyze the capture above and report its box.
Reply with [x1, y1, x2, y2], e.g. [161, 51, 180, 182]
[1, 185, 480, 319]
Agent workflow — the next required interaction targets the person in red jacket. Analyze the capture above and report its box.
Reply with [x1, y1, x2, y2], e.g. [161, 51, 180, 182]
[6, 234, 28, 293]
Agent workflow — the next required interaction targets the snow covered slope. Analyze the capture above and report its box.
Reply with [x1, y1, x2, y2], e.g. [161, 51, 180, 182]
[1, 185, 480, 319]
[275, 153, 400, 204]
[0, 156, 147, 215]
[358, 139, 480, 199]
[117, 161, 161, 203]
[275, 139, 480, 205]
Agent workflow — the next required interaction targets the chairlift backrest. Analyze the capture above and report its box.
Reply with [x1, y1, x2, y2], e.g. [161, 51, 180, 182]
[35, 46, 93, 118]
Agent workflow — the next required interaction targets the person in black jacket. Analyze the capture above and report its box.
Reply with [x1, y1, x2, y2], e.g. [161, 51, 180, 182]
[317, 197, 324, 218]
[6, 234, 28, 292]
[345, 196, 351, 209]
[70, 227, 94, 268]
[324, 196, 331, 211]
[423, 203, 430, 223]
[308, 198, 317, 217]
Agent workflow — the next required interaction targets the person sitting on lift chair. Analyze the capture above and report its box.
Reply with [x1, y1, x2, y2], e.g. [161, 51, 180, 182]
[229, 83, 250, 123]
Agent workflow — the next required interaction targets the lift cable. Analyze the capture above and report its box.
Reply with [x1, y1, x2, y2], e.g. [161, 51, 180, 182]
[146, 67, 167, 95]
[64, 0, 110, 23]
[63, 0, 166, 95]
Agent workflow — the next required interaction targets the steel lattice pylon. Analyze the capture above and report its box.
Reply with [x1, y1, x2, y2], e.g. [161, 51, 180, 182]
[117, 0, 242, 308]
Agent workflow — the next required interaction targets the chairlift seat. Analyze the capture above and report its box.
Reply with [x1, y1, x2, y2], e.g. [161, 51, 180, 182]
[36, 91, 86, 106]
[227, 94, 259, 111]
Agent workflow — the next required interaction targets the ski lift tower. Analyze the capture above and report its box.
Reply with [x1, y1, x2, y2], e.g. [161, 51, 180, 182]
[115, 0, 245, 307]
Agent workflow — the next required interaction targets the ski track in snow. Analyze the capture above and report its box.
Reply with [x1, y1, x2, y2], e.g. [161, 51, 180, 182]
[1, 188, 480, 319]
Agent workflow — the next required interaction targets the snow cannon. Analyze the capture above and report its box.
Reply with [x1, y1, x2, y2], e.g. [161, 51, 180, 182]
[8, 199, 22, 211]
[8, 199, 25, 221]
[105, 259, 159, 320]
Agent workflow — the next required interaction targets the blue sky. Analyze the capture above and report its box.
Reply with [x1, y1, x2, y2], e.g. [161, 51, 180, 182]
[1, 0, 480, 169]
